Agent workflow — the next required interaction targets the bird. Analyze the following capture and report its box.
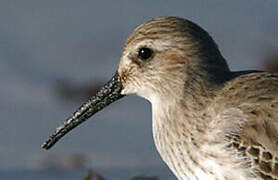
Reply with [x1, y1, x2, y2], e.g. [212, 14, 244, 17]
[42, 17, 278, 180]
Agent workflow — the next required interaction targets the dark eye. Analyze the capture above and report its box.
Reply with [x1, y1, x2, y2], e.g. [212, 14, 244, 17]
[138, 47, 153, 60]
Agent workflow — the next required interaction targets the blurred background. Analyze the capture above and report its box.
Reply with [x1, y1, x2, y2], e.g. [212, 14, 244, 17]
[0, 0, 277, 179]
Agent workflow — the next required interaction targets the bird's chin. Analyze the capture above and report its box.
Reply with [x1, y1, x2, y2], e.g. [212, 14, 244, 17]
[120, 87, 136, 95]
[136, 91, 155, 103]
[121, 86, 149, 99]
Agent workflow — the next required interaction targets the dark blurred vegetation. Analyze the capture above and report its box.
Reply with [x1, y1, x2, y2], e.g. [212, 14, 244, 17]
[40, 154, 159, 179]
[264, 54, 278, 73]
[41, 154, 89, 170]
[54, 79, 104, 102]
[84, 169, 105, 180]
[84, 169, 158, 180]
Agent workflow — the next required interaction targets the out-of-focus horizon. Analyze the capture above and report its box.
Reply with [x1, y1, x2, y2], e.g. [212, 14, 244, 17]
[0, 0, 278, 179]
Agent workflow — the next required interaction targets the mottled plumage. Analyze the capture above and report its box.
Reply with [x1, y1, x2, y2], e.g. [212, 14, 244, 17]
[42, 17, 278, 180]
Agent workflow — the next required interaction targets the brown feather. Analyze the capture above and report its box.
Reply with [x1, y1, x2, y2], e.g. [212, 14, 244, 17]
[216, 72, 278, 179]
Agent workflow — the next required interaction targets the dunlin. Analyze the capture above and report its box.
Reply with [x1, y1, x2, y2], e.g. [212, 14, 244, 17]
[42, 17, 278, 180]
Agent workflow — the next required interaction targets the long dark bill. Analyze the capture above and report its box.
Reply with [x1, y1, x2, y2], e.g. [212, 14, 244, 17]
[41, 72, 125, 150]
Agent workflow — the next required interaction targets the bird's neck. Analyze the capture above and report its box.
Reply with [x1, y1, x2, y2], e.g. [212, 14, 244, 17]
[151, 95, 211, 180]
[150, 93, 207, 140]
[150, 86, 254, 180]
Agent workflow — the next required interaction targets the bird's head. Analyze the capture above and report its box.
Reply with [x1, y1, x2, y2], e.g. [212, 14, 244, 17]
[42, 17, 231, 149]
